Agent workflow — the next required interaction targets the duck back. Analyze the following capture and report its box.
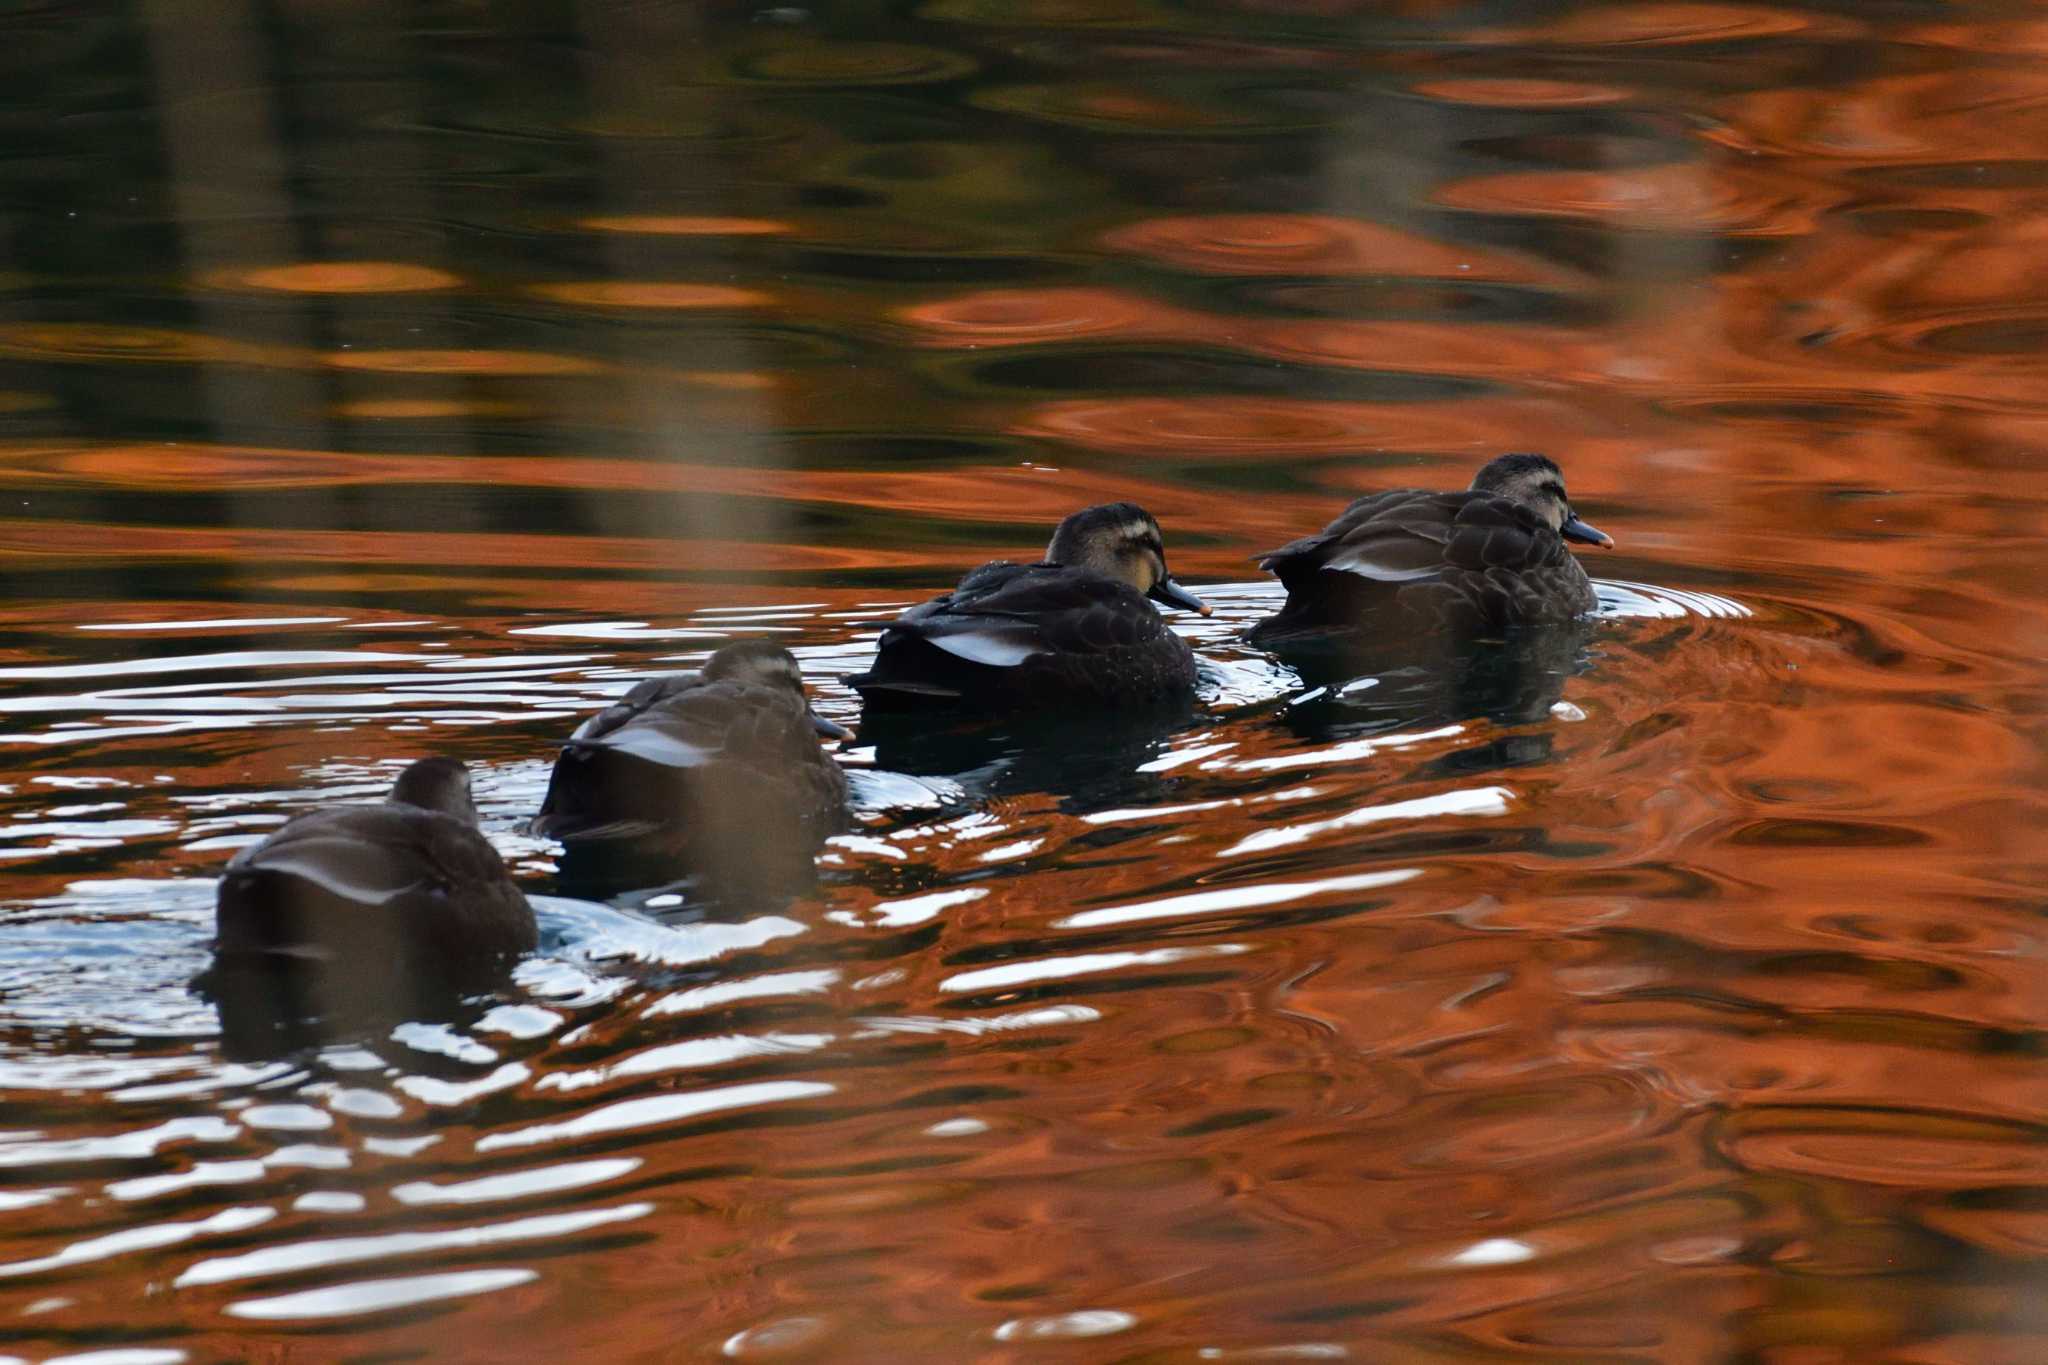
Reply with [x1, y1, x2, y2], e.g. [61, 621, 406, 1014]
[849, 561, 1199, 712]
[1253, 488, 1595, 645]
[534, 673, 849, 891]
[203, 799, 534, 1051]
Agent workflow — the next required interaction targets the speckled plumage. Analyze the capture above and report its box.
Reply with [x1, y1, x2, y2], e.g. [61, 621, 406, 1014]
[847, 503, 1206, 713]
[1250, 455, 1607, 646]
[533, 644, 850, 887]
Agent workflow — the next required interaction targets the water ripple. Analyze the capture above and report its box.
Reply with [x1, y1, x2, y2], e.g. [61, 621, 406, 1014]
[0, 3, 2038, 1359]
[224, 1268, 539, 1320]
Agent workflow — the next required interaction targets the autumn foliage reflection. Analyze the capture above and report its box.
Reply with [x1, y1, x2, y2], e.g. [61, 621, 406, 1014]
[0, 0, 2041, 1360]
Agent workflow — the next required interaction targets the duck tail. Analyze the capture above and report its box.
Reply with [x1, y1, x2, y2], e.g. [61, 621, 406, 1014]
[1253, 534, 1324, 575]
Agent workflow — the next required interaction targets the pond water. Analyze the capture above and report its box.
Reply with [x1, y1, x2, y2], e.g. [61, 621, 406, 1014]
[0, 1, 2043, 1360]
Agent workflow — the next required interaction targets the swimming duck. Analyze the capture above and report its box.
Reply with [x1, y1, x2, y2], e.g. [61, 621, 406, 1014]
[1249, 453, 1612, 646]
[532, 641, 850, 891]
[847, 502, 1211, 713]
[202, 757, 535, 1047]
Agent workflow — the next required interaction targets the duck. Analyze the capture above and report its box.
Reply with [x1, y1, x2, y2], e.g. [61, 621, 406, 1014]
[532, 640, 850, 891]
[1248, 453, 1612, 647]
[200, 757, 535, 1049]
[846, 502, 1211, 713]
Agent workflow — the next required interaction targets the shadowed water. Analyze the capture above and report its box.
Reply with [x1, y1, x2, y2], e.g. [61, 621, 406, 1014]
[0, 2, 2043, 1361]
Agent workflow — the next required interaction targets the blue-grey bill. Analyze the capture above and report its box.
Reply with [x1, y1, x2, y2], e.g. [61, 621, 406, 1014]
[1149, 577, 1212, 616]
[1562, 515, 1613, 548]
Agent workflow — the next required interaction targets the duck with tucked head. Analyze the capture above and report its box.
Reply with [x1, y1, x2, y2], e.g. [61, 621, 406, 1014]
[200, 757, 536, 1050]
[532, 640, 850, 893]
[1249, 453, 1612, 647]
[847, 502, 1211, 713]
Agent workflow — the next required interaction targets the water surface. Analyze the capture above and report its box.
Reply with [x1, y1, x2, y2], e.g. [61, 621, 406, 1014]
[0, 2, 2043, 1361]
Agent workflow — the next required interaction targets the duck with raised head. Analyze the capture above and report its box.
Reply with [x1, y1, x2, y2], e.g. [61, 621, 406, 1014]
[200, 757, 536, 1048]
[1249, 453, 1612, 647]
[847, 502, 1211, 714]
[532, 640, 850, 891]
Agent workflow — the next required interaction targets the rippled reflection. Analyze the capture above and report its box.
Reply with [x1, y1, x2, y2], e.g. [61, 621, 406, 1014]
[0, 0, 2040, 1359]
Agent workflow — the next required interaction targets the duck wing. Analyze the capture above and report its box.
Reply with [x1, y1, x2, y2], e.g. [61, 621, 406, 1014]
[1261, 489, 1571, 585]
[869, 562, 1049, 671]
[847, 563, 1047, 698]
[564, 673, 726, 769]
[858, 562, 1176, 678]
[849, 560, 1198, 710]
[1255, 487, 1592, 644]
[537, 674, 843, 844]
[217, 804, 531, 959]
[569, 674, 822, 770]
[1258, 490, 1455, 589]
[935, 563, 1173, 657]
[224, 805, 445, 909]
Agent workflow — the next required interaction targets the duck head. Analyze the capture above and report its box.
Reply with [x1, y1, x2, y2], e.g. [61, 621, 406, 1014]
[705, 640, 851, 739]
[388, 756, 481, 824]
[1471, 453, 1613, 548]
[1045, 503, 1211, 616]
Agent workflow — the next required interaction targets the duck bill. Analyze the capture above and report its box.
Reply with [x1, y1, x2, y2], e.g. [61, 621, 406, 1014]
[1562, 515, 1614, 549]
[1149, 577, 1212, 617]
[809, 710, 852, 740]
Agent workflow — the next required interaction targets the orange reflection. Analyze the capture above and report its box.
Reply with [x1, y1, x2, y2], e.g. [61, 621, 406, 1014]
[1244, 318, 1599, 378]
[1718, 1110, 2047, 1189]
[577, 215, 792, 236]
[1101, 213, 1549, 280]
[530, 282, 771, 308]
[1474, 2, 1837, 45]
[681, 370, 779, 390]
[897, 287, 1186, 344]
[1013, 396, 1507, 455]
[2, 443, 369, 488]
[1917, 1203, 2048, 1256]
[0, 517, 933, 575]
[1435, 164, 1828, 236]
[1410, 78, 1633, 107]
[331, 399, 534, 419]
[0, 323, 294, 367]
[322, 349, 603, 376]
[208, 262, 462, 293]
[4, 15, 2047, 1362]
[1714, 67, 2048, 162]
[0, 441, 1189, 526]
[1905, 16, 2048, 54]
[1074, 89, 1232, 126]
